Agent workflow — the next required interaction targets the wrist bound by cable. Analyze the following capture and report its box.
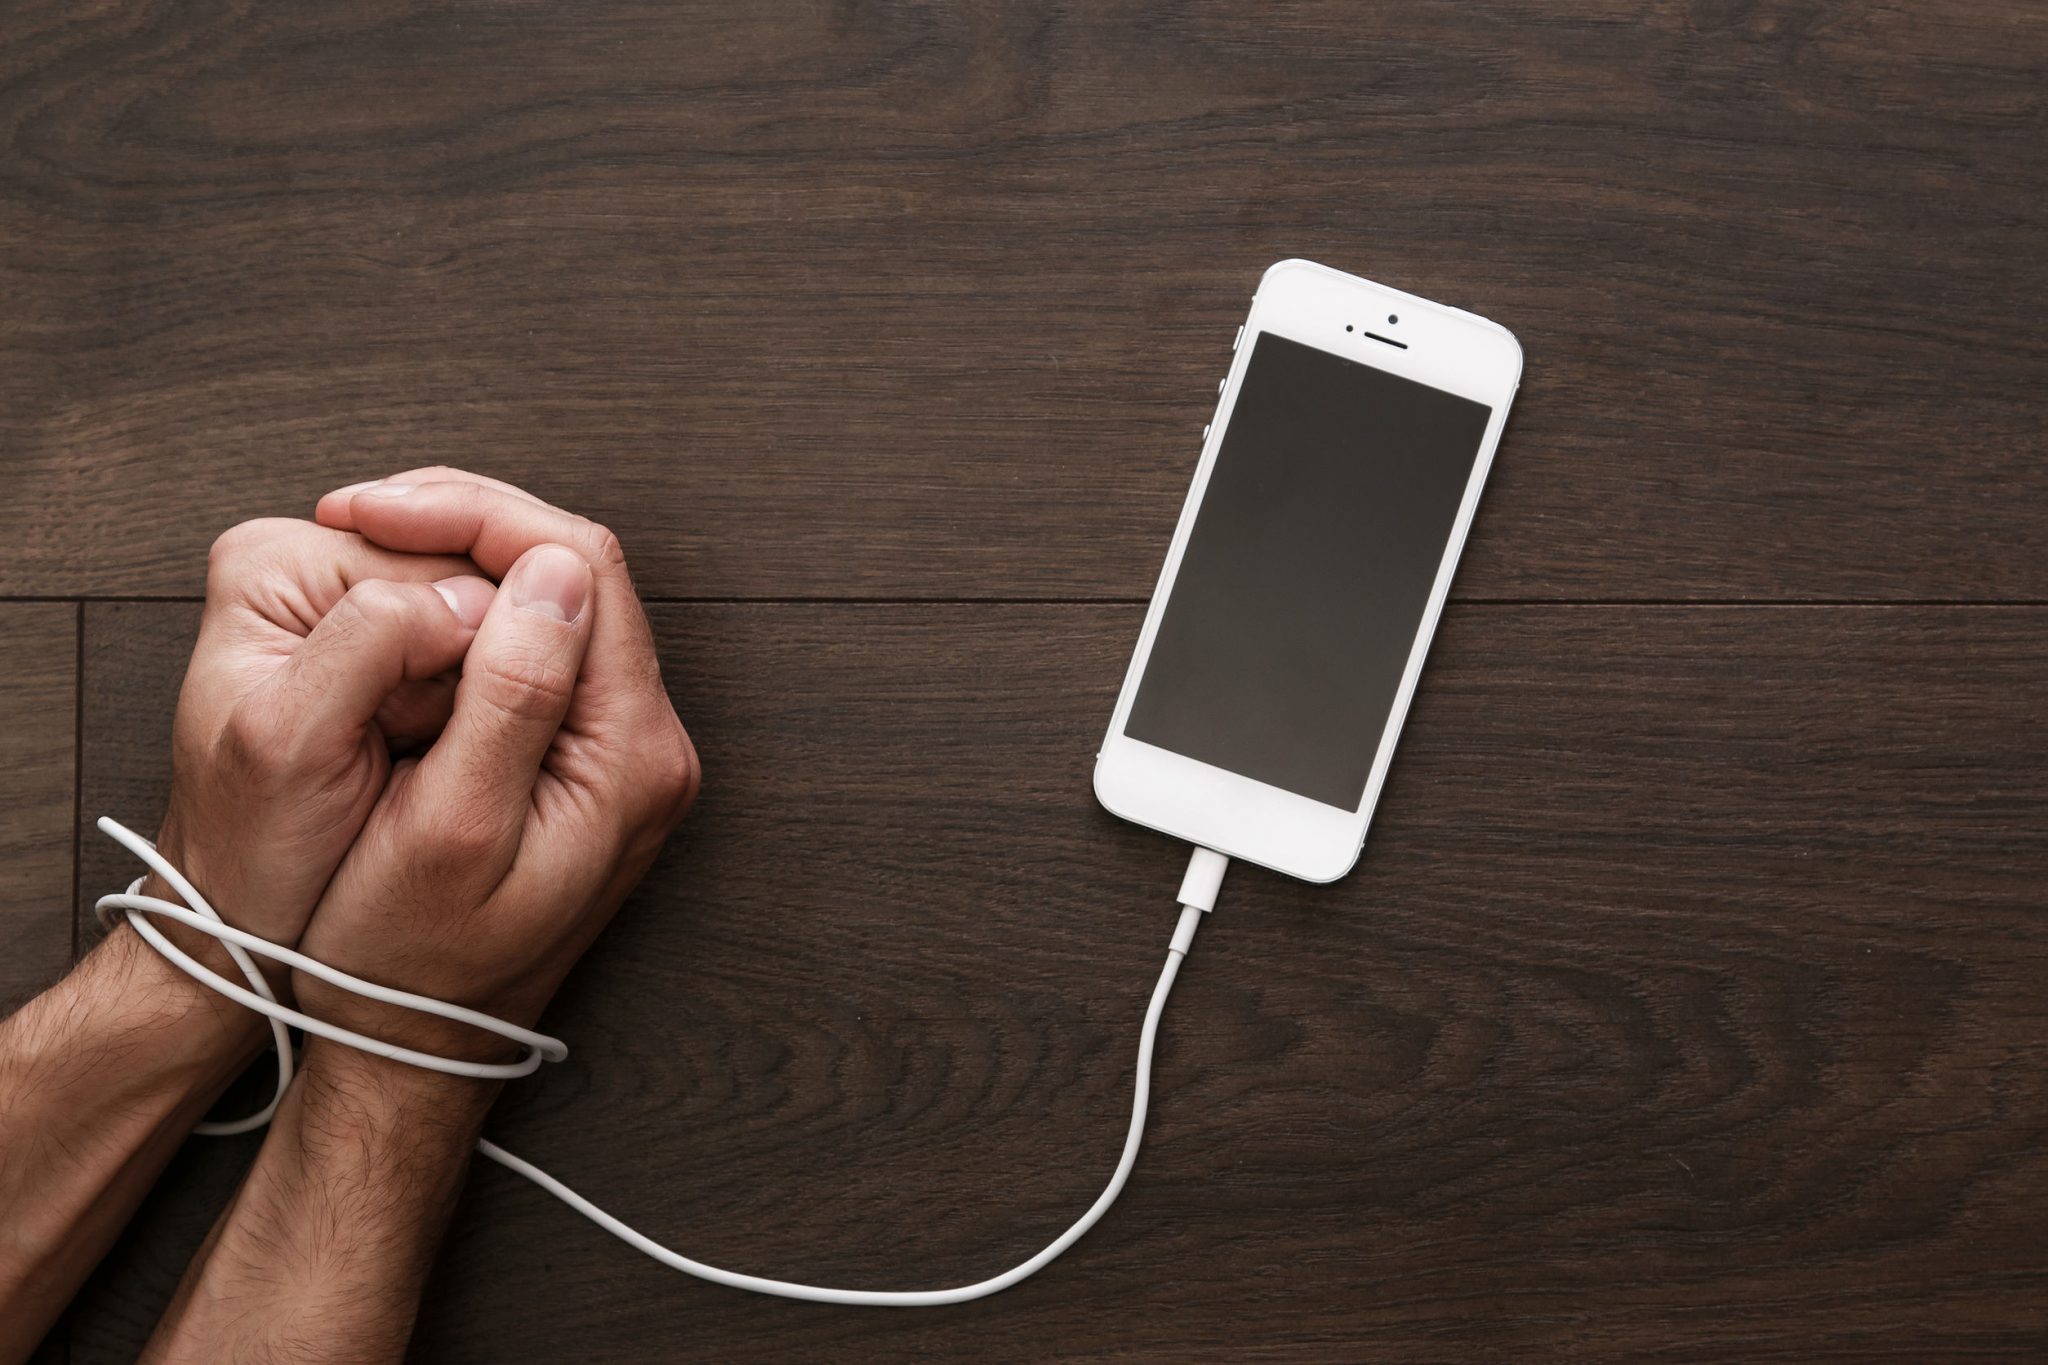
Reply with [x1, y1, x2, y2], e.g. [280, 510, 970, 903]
[296, 1037, 507, 1140]
[97, 818, 566, 1090]
[95, 814, 1224, 1307]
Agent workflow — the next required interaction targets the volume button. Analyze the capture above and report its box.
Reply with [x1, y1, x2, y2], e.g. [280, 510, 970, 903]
[1232, 325, 1244, 351]
[1202, 424, 1211, 443]
[1217, 377, 1226, 394]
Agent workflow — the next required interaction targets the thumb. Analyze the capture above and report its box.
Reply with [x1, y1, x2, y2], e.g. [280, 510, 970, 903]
[407, 544, 595, 872]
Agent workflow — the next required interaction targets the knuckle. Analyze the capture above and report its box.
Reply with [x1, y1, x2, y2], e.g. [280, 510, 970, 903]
[416, 801, 509, 879]
[206, 518, 288, 576]
[215, 701, 294, 785]
[642, 718, 701, 825]
[333, 578, 415, 627]
[580, 522, 628, 572]
[350, 576, 415, 610]
[470, 647, 576, 723]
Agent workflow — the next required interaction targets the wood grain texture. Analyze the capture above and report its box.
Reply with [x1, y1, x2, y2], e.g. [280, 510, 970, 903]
[0, 605, 76, 1011]
[0, 605, 75, 1365]
[17, 1, 2048, 1360]
[70, 601, 2048, 1363]
[2, 1, 2044, 601]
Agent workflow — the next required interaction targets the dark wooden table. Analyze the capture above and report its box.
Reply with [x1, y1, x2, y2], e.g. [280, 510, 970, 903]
[5, 3, 2045, 1360]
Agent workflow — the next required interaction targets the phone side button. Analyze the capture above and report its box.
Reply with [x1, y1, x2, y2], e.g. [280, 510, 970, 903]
[1217, 377, 1226, 394]
[1232, 325, 1244, 351]
[1202, 424, 1211, 443]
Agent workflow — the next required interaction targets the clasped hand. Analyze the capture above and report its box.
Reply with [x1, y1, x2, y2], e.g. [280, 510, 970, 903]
[157, 466, 698, 1053]
[0, 467, 697, 1365]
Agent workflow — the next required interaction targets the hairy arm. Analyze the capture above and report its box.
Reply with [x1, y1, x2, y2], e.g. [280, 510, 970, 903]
[142, 1041, 499, 1365]
[0, 923, 265, 1362]
[1, 515, 491, 1362]
[139, 473, 692, 1362]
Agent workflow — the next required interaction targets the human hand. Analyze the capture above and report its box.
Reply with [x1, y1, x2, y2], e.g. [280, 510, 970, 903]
[0, 513, 502, 1360]
[290, 470, 698, 1052]
[146, 517, 495, 990]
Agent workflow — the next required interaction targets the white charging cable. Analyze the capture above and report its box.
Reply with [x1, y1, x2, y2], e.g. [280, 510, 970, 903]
[94, 817, 1228, 1306]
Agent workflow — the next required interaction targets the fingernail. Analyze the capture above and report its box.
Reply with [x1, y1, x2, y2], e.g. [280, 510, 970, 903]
[431, 577, 492, 629]
[332, 479, 382, 497]
[507, 545, 589, 623]
[361, 483, 415, 498]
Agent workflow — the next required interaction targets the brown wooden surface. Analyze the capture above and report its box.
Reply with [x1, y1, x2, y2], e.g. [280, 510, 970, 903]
[3, 0, 2045, 1361]
[0, 607, 74, 1365]
[3, 2, 2045, 603]
[63, 603, 2048, 1362]
[0, 607, 75, 1011]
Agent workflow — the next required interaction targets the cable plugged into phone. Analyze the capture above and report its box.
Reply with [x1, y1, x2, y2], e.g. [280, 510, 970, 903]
[93, 817, 1229, 1307]
[1178, 846, 1230, 912]
[1170, 845, 1228, 952]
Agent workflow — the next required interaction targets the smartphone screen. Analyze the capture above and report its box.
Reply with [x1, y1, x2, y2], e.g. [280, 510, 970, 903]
[1124, 332, 1494, 811]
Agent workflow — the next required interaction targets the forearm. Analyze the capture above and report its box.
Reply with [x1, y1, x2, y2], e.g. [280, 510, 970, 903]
[0, 926, 266, 1360]
[145, 1040, 500, 1365]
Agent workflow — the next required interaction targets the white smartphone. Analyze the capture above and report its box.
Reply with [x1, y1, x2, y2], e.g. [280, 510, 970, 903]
[1095, 259, 1522, 883]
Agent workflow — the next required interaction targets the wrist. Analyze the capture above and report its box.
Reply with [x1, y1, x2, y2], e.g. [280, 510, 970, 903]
[296, 1036, 504, 1141]
[291, 965, 535, 1071]
[81, 926, 271, 1089]
[0, 927, 269, 1154]
[137, 813, 295, 1002]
